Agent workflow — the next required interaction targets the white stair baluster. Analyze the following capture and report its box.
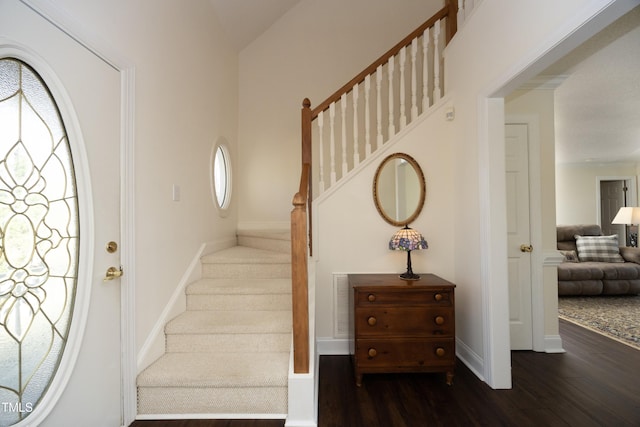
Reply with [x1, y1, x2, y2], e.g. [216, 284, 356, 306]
[458, 0, 465, 25]
[376, 65, 383, 147]
[364, 74, 372, 156]
[422, 28, 431, 112]
[433, 20, 442, 101]
[399, 46, 407, 129]
[340, 93, 348, 176]
[329, 102, 336, 186]
[410, 38, 418, 121]
[388, 56, 395, 137]
[352, 84, 360, 166]
[317, 111, 325, 193]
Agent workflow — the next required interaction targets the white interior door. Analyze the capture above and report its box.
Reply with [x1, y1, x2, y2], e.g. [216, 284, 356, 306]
[0, 1, 122, 425]
[506, 123, 533, 350]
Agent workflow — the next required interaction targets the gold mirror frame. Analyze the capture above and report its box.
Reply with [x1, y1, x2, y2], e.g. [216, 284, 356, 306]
[373, 153, 426, 227]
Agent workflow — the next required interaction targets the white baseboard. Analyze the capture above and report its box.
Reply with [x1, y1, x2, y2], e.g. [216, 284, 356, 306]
[454, 337, 486, 383]
[544, 334, 565, 353]
[316, 338, 350, 355]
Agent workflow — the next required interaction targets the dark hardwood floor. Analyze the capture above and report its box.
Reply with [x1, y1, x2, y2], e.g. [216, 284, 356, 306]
[130, 319, 640, 427]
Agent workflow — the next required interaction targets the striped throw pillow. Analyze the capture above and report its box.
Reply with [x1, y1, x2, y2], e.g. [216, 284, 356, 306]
[575, 235, 624, 263]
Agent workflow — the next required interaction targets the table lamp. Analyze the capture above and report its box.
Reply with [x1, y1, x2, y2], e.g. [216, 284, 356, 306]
[389, 225, 428, 280]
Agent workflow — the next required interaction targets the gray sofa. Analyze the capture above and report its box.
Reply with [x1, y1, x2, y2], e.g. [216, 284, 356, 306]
[557, 224, 640, 296]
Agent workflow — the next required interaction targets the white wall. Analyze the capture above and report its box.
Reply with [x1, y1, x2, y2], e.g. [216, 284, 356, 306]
[52, 0, 239, 358]
[237, 0, 444, 228]
[556, 162, 640, 224]
[313, 102, 455, 342]
[445, 0, 634, 386]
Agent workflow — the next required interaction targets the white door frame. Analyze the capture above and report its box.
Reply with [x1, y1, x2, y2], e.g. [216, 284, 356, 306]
[20, 0, 137, 424]
[596, 175, 638, 225]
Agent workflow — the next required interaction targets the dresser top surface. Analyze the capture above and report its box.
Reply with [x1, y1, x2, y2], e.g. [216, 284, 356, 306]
[348, 273, 455, 289]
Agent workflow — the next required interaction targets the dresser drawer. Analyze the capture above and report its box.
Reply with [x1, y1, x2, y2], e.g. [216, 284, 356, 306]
[355, 306, 454, 336]
[356, 289, 452, 306]
[355, 338, 455, 368]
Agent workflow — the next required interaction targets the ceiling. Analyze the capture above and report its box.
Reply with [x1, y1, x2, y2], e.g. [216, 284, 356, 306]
[209, 0, 300, 50]
[542, 5, 640, 165]
[209, 2, 640, 165]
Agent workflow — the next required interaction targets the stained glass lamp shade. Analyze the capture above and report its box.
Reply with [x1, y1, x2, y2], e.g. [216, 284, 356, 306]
[389, 226, 428, 280]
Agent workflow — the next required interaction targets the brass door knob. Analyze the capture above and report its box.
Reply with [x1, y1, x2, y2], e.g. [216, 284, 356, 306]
[104, 266, 123, 281]
[520, 244, 533, 253]
[434, 315, 445, 325]
[367, 294, 376, 302]
[435, 347, 446, 357]
[367, 316, 377, 326]
[368, 348, 377, 358]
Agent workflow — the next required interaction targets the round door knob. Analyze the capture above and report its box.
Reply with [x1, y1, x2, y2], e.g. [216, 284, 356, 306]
[434, 315, 445, 325]
[434, 293, 443, 301]
[367, 316, 377, 326]
[368, 348, 377, 358]
[435, 347, 446, 357]
[368, 294, 376, 302]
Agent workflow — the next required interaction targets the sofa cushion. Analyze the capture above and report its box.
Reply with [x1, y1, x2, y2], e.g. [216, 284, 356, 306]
[620, 246, 640, 264]
[557, 224, 602, 251]
[575, 235, 624, 263]
[558, 262, 605, 281]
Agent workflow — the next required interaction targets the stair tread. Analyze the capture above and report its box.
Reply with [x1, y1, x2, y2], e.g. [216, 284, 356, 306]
[201, 246, 291, 264]
[138, 351, 289, 388]
[166, 310, 291, 334]
[237, 229, 291, 241]
[187, 278, 291, 295]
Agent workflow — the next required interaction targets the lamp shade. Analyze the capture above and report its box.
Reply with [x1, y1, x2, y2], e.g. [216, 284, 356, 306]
[389, 226, 428, 251]
[612, 207, 640, 225]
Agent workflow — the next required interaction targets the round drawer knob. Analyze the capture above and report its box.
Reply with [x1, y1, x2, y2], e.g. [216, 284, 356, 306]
[434, 293, 443, 301]
[434, 315, 445, 325]
[435, 347, 446, 357]
[367, 316, 377, 326]
[368, 294, 376, 302]
[368, 348, 377, 358]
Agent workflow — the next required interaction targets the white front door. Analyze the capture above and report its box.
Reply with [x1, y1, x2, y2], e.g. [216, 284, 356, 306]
[0, 1, 123, 425]
[506, 123, 533, 350]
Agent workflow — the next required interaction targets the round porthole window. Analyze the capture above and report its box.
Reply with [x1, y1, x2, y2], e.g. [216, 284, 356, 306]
[211, 140, 231, 213]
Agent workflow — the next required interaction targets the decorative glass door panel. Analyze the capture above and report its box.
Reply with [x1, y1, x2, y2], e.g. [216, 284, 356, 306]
[0, 58, 78, 425]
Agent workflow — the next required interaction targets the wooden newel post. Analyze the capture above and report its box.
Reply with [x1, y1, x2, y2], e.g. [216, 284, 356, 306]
[291, 164, 310, 374]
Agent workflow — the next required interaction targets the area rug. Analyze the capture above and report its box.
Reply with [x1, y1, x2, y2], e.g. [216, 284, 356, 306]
[558, 295, 640, 350]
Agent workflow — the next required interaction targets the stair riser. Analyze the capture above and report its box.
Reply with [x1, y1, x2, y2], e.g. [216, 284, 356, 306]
[202, 263, 291, 279]
[166, 333, 290, 353]
[187, 294, 291, 311]
[238, 235, 290, 253]
[137, 386, 287, 414]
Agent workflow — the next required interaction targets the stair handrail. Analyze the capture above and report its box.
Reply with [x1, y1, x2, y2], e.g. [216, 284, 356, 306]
[291, 162, 310, 373]
[309, 2, 456, 120]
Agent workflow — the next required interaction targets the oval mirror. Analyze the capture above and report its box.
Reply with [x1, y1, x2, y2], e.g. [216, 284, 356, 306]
[373, 153, 425, 226]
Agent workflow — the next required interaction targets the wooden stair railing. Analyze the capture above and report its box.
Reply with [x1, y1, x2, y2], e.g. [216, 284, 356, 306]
[291, 162, 310, 373]
[291, 1, 460, 374]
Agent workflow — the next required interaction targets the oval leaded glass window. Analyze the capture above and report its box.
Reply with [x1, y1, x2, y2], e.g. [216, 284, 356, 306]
[0, 58, 79, 425]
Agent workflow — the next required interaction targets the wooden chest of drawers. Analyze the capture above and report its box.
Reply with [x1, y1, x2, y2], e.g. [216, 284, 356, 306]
[349, 274, 456, 386]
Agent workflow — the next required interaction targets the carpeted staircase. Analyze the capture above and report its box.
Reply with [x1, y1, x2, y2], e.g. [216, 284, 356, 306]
[137, 230, 292, 417]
